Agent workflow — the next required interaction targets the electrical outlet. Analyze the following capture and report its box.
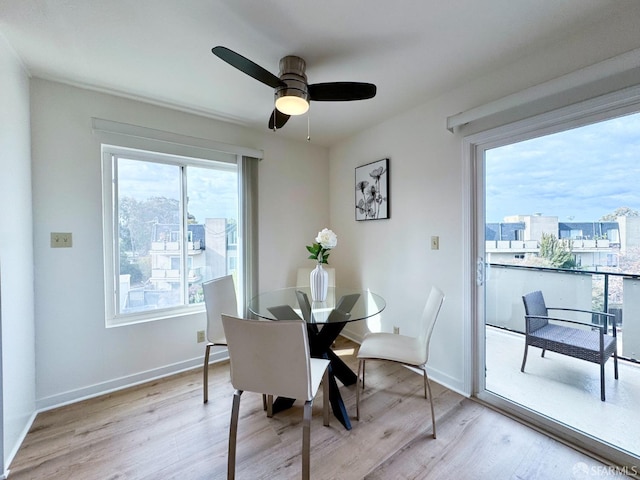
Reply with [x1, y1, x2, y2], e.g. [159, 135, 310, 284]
[393, 326, 400, 334]
[197, 330, 206, 343]
[51, 232, 73, 248]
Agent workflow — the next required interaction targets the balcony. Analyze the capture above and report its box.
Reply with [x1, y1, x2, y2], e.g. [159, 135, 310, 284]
[486, 240, 539, 252]
[486, 326, 640, 456]
[486, 263, 640, 362]
[485, 263, 640, 458]
[150, 240, 203, 254]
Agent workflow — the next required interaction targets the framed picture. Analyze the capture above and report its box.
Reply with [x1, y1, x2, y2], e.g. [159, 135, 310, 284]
[355, 158, 389, 221]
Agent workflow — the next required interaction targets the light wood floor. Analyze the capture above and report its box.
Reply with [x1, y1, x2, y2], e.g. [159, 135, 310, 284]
[9, 338, 624, 480]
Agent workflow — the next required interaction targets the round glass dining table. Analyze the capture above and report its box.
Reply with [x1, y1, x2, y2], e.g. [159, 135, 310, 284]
[248, 286, 386, 323]
[248, 286, 386, 430]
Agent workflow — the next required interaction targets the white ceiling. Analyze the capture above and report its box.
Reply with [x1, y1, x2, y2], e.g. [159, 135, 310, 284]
[1, 0, 638, 146]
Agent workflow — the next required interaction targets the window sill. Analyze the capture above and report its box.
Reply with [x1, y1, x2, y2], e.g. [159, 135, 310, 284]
[106, 304, 205, 328]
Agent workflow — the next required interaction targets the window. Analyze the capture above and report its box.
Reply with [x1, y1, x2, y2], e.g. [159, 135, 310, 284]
[95, 119, 260, 326]
[103, 146, 239, 325]
[607, 228, 620, 244]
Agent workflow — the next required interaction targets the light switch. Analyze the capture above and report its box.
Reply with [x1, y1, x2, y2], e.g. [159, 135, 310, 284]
[51, 232, 73, 248]
[431, 236, 439, 250]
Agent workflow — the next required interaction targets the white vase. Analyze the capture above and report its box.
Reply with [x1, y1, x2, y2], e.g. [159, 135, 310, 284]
[310, 263, 329, 302]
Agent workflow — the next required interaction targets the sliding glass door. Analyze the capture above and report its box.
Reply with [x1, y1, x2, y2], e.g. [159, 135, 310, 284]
[471, 99, 640, 469]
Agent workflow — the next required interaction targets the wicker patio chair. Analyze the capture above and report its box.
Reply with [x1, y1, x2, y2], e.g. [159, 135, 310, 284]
[521, 290, 619, 401]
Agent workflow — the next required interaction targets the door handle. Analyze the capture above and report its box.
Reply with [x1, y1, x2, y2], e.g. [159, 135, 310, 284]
[476, 257, 485, 286]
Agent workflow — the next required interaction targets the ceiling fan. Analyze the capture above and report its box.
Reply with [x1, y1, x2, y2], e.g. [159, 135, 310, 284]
[212, 46, 377, 130]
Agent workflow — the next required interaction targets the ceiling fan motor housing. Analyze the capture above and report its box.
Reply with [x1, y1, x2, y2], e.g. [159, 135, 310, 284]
[275, 55, 309, 114]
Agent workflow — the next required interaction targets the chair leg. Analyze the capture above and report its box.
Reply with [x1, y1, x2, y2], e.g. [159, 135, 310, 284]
[228, 390, 243, 480]
[203, 343, 212, 403]
[302, 400, 312, 480]
[614, 351, 619, 380]
[520, 344, 528, 373]
[266, 395, 274, 418]
[262, 394, 269, 411]
[362, 359, 366, 389]
[600, 362, 606, 402]
[424, 371, 436, 439]
[356, 359, 364, 421]
[422, 369, 428, 399]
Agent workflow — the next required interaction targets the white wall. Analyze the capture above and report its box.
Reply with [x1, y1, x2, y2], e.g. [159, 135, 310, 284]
[330, 97, 467, 392]
[0, 33, 35, 473]
[329, 12, 640, 395]
[30, 79, 329, 408]
[13, 2, 640, 462]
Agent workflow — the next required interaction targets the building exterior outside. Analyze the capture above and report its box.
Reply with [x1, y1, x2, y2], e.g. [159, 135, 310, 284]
[120, 218, 236, 312]
[485, 214, 640, 269]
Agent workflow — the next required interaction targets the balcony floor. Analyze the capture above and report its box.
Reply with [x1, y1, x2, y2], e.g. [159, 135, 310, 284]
[486, 326, 640, 458]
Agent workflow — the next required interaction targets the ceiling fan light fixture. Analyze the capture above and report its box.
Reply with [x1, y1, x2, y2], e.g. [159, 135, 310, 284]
[275, 90, 309, 115]
[274, 56, 309, 116]
[275, 96, 309, 115]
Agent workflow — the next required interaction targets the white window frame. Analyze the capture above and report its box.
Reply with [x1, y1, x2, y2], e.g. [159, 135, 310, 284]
[94, 118, 262, 327]
[102, 145, 238, 326]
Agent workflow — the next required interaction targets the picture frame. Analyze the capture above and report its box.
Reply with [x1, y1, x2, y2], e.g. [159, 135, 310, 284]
[355, 158, 389, 221]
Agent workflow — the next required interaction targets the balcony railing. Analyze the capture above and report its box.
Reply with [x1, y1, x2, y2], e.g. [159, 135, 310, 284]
[486, 263, 640, 362]
[486, 239, 612, 251]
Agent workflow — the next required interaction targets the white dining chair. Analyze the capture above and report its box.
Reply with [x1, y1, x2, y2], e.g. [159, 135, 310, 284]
[222, 314, 330, 480]
[356, 286, 444, 439]
[202, 275, 238, 404]
[296, 266, 336, 287]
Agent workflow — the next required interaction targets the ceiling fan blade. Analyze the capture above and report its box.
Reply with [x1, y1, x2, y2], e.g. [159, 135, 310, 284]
[308, 82, 377, 101]
[212, 46, 285, 89]
[268, 109, 290, 130]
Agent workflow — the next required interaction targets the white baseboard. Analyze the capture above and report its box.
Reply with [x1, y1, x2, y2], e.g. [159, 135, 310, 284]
[7, 351, 229, 475]
[4, 410, 37, 479]
[339, 329, 363, 344]
[35, 350, 228, 412]
[425, 366, 469, 397]
[339, 332, 469, 397]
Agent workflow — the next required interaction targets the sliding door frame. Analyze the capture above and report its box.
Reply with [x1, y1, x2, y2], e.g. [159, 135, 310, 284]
[465, 84, 640, 469]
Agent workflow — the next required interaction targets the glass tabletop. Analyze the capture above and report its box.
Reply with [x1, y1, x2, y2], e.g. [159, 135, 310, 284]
[249, 286, 386, 324]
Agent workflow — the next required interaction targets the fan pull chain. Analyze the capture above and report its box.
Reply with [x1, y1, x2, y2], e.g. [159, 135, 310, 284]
[307, 110, 311, 142]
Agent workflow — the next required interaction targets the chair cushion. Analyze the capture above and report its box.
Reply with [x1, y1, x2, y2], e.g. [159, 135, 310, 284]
[529, 324, 617, 363]
[357, 332, 426, 367]
[309, 358, 331, 397]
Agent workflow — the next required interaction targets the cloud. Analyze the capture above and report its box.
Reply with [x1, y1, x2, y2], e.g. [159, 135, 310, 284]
[486, 111, 640, 222]
[117, 158, 238, 223]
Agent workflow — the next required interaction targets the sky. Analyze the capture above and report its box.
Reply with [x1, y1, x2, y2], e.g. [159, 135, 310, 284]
[117, 110, 640, 226]
[485, 111, 640, 223]
[118, 159, 238, 222]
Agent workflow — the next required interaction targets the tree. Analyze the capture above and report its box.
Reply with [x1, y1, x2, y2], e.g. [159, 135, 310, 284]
[538, 233, 576, 269]
[118, 196, 180, 286]
[120, 252, 144, 284]
[600, 207, 640, 221]
[119, 196, 180, 256]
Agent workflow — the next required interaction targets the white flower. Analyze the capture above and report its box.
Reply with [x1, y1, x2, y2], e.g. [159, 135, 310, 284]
[315, 228, 337, 249]
[307, 228, 337, 264]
